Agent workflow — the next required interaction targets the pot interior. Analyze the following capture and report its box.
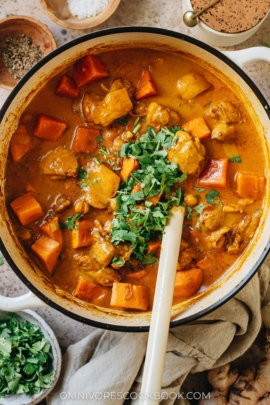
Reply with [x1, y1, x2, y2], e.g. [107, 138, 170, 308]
[0, 28, 270, 331]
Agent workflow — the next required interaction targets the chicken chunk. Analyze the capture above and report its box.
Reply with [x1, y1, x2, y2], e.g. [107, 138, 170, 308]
[39, 146, 78, 178]
[86, 267, 121, 286]
[178, 239, 197, 269]
[167, 130, 206, 176]
[200, 207, 225, 231]
[111, 243, 132, 269]
[146, 102, 181, 131]
[89, 238, 116, 267]
[204, 101, 242, 142]
[75, 255, 101, 271]
[82, 161, 120, 209]
[82, 81, 133, 127]
[208, 226, 231, 250]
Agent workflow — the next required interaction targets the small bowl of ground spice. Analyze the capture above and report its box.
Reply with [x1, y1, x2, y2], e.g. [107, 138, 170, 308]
[0, 16, 56, 90]
[182, 0, 270, 47]
[39, 0, 121, 30]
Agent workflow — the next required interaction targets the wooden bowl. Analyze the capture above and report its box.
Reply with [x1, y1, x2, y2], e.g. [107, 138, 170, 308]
[39, 0, 121, 30]
[0, 16, 56, 90]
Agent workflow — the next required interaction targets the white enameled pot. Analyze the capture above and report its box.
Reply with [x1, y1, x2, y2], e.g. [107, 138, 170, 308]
[182, 0, 270, 47]
[0, 28, 270, 331]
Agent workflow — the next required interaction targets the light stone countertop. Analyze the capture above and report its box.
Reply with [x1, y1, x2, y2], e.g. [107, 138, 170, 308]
[0, 0, 270, 350]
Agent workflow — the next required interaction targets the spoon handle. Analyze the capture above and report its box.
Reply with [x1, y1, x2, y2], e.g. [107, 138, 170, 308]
[193, 0, 221, 18]
[139, 206, 184, 405]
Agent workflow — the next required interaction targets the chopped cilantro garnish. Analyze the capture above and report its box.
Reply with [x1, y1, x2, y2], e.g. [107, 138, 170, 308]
[0, 253, 3, 266]
[115, 115, 129, 125]
[60, 214, 83, 229]
[96, 135, 104, 144]
[77, 167, 88, 180]
[206, 189, 220, 205]
[193, 203, 205, 215]
[99, 146, 109, 156]
[110, 126, 187, 263]
[193, 187, 206, 192]
[0, 313, 54, 397]
[229, 156, 242, 163]
[133, 123, 141, 135]
[112, 257, 125, 266]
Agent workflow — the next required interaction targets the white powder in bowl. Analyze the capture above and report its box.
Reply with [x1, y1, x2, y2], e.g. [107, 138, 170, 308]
[67, 0, 109, 19]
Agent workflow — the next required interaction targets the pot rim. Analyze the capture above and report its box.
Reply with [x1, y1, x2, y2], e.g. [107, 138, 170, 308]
[1, 26, 270, 332]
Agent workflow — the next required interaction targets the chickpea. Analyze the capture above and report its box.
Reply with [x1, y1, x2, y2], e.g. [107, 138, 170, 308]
[53, 195, 71, 212]
[113, 136, 125, 152]
[184, 194, 198, 207]
[74, 199, 90, 214]
[122, 130, 134, 142]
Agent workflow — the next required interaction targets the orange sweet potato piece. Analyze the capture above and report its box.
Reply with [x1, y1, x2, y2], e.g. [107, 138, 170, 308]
[71, 219, 94, 249]
[10, 124, 32, 162]
[10, 193, 43, 226]
[147, 240, 162, 254]
[135, 70, 158, 100]
[73, 55, 109, 88]
[182, 116, 211, 140]
[72, 126, 99, 154]
[33, 115, 67, 141]
[110, 282, 149, 310]
[56, 74, 80, 99]
[174, 268, 204, 298]
[31, 235, 60, 274]
[236, 172, 265, 200]
[147, 194, 161, 206]
[198, 158, 229, 188]
[120, 157, 140, 182]
[74, 278, 107, 302]
[39, 217, 64, 250]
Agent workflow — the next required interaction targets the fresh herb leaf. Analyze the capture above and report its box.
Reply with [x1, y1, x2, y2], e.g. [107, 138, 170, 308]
[60, 214, 83, 229]
[115, 115, 129, 125]
[193, 203, 205, 215]
[112, 257, 125, 266]
[0, 253, 3, 266]
[99, 146, 109, 156]
[96, 135, 104, 144]
[206, 189, 220, 205]
[0, 314, 54, 397]
[193, 187, 206, 192]
[77, 167, 88, 180]
[229, 156, 242, 163]
[111, 126, 187, 262]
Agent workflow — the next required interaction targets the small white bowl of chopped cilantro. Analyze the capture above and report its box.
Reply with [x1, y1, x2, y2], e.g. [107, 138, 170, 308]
[0, 310, 61, 405]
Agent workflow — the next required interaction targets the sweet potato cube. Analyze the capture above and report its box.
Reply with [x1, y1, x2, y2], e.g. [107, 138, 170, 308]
[72, 126, 99, 154]
[74, 278, 107, 302]
[120, 157, 140, 182]
[71, 219, 94, 249]
[73, 55, 109, 88]
[236, 172, 265, 200]
[34, 115, 67, 141]
[40, 217, 64, 250]
[110, 282, 149, 311]
[10, 124, 32, 162]
[56, 74, 80, 99]
[182, 116, 211, 140]
[174, 268, 204, 298]
[147, 240, 161, 254]
[10, 193, 43, 226]
[177, 73, 211, 100]
[83, 161, 120, 209]
[198, 158, 229, 188]
[31, 235, 60, 274]
[135, 70, 158, 100]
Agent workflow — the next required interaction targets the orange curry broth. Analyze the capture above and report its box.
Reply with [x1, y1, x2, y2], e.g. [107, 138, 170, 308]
[5, 47, 266, 311]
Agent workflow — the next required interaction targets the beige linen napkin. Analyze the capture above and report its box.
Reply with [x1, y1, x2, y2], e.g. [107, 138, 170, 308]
[47, 263, 270, 405]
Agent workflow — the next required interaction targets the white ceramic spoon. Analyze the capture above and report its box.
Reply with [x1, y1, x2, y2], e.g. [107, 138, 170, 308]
[139, 206, 185, 405]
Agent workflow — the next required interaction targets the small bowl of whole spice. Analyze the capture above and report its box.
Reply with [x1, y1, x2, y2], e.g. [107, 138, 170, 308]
[39, 0, 121, 30]
[0, 16, 56, 90]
